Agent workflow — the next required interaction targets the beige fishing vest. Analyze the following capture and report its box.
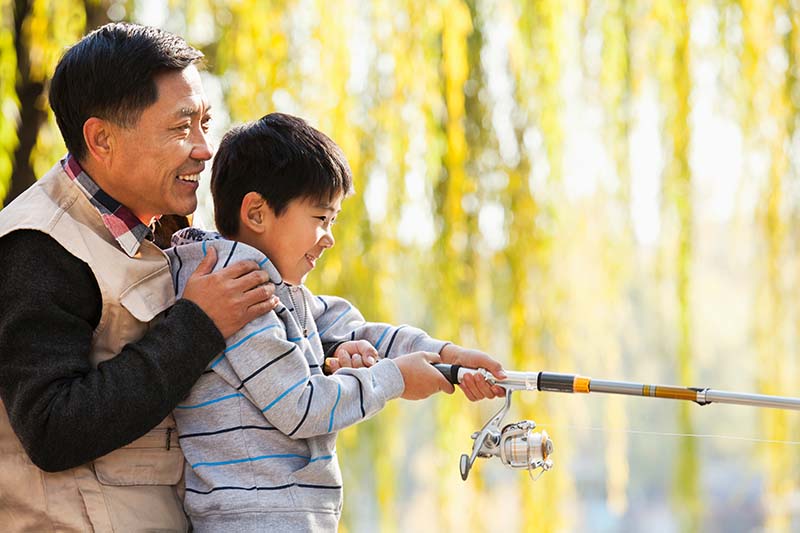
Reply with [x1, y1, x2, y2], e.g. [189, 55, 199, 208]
[0, 163, 188, 532]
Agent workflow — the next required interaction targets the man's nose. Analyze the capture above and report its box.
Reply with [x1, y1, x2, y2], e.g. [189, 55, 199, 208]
[191, 129, 213, 161]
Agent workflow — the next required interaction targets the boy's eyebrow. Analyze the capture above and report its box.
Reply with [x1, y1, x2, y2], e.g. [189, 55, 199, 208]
[314, 202, 341, 213]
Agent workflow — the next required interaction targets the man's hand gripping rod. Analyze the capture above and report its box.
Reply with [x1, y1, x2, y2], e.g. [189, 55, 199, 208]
[434, 364, 800, 481]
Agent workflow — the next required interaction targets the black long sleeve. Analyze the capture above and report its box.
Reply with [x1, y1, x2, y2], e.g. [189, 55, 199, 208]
[0, 230, 226, 472]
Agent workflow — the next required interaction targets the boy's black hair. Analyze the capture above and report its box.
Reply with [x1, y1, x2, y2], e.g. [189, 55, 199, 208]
[49, 22, 204, 161]
[211, 113, 354, 237]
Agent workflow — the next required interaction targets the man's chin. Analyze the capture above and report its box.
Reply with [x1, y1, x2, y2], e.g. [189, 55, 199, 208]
[170, 199, 198, 218]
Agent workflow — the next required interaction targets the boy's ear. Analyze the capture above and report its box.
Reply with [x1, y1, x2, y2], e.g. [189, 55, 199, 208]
[240, 191, 269, 233]
[83, 117, 114, 165]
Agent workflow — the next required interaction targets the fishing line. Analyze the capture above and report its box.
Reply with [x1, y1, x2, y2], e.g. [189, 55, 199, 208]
[535, 423, 800, 446]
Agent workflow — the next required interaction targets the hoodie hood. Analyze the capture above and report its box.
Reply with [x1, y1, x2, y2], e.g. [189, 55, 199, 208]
[169, 227, 284, 285]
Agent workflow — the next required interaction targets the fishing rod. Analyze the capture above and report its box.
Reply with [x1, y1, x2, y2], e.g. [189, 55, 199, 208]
[432, 363, 800, 481]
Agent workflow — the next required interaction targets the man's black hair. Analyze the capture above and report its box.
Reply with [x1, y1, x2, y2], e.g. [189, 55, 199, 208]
[211, 113, 354, 237]
[49, 22, 204, 161]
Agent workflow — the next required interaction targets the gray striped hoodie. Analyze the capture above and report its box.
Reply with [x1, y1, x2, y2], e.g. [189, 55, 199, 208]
[167, 228, 447, 532]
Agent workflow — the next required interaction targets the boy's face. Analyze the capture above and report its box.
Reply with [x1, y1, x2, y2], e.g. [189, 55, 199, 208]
[256, 193, 342, 285]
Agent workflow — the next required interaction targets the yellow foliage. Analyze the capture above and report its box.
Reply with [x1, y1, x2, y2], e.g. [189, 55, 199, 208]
[6, 0, 800, 530]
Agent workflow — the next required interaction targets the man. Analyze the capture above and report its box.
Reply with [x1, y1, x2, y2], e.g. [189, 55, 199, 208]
[0, 23, 278, 531]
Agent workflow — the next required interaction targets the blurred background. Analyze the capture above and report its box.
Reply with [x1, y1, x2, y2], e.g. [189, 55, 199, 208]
[4, 0, 800, 531]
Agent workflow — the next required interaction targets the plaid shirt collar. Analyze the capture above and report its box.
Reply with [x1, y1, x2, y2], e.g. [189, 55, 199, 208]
[61, 154, 152, 257]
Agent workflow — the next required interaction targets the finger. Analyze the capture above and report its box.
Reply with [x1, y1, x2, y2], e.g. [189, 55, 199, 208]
[439, 377, 455, 395]
[464, 352, 506, 380]
[487, 360, 507, 380]
[242, 282, 274, 308]
[262, 283, 276, 299]
[357, 340, 377, 356]
[244, 299, 275, 322]
[336, 350, 353, 368]
[357, 340, 378, 365]
[192, 245, 218, 276]
[471, 373, 496, 400]
[460, 373, 482, 402]
[235, 270, 272, 292]
[429, 361, 454, 394]
[491, 385, 506, 398]
[325, 358, 340, 373]
[350, 354, 364, 368]
[458, 384, 478, 402]
[458, 373, 476, 399]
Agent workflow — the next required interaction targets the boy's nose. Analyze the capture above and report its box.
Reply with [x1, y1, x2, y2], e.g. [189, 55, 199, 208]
[320, 229, 335, 248]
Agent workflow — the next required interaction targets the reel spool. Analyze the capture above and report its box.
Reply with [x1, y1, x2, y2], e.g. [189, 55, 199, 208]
[499, 421, 553, 479]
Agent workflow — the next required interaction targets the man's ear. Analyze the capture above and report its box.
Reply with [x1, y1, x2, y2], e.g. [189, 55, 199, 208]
[83, 117, 114, 164]
[240, 191, 269, 234]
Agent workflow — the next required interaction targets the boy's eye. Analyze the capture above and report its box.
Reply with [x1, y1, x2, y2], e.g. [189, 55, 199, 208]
[314, 215, 338, 226]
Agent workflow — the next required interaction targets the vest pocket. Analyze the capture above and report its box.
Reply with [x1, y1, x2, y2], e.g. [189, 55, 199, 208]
[94, 427, 184, 486]
[119, 265, 175, 323]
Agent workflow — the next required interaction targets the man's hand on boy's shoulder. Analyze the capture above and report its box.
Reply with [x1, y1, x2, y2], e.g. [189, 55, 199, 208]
[182, 246, 279, 338]
[439, 344, 507, 401]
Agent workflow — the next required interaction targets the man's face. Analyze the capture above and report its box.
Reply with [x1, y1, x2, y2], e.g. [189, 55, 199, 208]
[256, 193, 343, 285]
[105, 65, 212, 223]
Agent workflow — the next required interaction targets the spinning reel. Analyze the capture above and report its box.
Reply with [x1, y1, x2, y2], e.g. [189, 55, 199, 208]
[434, 364, 554, 480]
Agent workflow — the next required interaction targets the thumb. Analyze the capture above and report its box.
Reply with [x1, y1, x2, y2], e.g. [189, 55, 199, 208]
[193, 245, 218, 276]
[487, 360, 507, 380]
[422, 351, 442, 364]
[364, 342, 379, 359]
[422, 353, 454, 394]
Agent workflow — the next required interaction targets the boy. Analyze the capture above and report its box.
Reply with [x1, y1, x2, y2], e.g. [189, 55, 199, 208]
[168, 113, 504, 531]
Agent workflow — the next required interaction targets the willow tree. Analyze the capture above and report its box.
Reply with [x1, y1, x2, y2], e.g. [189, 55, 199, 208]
[0, 0, 109, 206]
[651, 0, 699, 529]
[740, 0, 797, 529]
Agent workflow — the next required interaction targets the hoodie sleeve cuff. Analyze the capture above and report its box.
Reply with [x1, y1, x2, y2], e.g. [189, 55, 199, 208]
[413, 335, 450, 355]
[370, 358, 405, 401]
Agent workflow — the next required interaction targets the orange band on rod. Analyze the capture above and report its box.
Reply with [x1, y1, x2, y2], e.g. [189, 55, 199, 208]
[654, 386, 697, 401]
[573, 376, 590, 393]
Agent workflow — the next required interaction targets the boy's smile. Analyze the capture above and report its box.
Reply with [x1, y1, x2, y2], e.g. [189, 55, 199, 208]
[247, 193, 343, 285]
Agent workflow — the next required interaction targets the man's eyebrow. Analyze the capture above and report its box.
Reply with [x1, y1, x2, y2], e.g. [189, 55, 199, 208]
[175, 104, 213, 118]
